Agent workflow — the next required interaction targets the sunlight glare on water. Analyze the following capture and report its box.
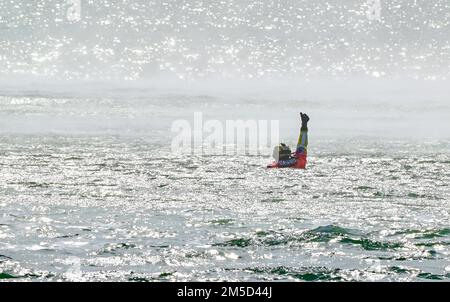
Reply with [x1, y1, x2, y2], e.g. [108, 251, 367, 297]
[0, 0, 450, 282]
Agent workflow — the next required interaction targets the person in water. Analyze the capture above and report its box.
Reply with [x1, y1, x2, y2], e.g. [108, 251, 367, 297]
[267, 112, 309, 169]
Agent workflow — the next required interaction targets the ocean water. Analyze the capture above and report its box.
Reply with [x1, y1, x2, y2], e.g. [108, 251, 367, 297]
[1, 0, 450, 282]
[0, 87, 449, 282]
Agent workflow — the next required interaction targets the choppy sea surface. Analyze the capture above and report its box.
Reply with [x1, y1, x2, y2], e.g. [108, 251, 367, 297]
[1, 0, 450, 282]
[0, 89, 449, 282]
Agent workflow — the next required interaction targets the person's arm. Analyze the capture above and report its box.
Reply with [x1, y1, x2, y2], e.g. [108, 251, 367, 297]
[293, 113, 309, 169]
[295, 113, 309, 155]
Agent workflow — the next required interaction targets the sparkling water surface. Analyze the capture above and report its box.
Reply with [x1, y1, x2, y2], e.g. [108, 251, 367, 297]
[1, 0, 449, 282]
[1, 93, 449, 282]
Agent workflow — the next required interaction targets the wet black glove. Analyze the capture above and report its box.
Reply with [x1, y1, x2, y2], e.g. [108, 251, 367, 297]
[300, 112, 309, 129]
